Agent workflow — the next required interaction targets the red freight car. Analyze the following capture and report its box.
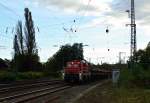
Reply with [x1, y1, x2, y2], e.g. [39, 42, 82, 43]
[62, 60, 91, 82]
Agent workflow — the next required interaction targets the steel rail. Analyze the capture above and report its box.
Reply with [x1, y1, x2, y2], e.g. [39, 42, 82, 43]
[0, 80, 63, 93]
[0, 84, 71, 102]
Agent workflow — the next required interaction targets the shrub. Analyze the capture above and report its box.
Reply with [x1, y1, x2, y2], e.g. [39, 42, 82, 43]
[43, 70, 61, 78]
[119, 64, 150, 88]
[119, 68, 135, 88]
[0, 71, 16, 82]
[17, 71, 45, 80]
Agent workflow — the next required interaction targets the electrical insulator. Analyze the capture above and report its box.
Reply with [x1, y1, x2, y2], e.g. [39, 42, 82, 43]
[106, 28, 109, 33]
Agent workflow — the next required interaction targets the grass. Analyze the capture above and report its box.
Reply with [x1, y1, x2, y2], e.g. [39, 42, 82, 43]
[74, 82, 150, 103]
[0, 71, 52, 82]
[16, 71, 45, 80]
[0, 71, 16, 82]
[119, 67, 150, 88]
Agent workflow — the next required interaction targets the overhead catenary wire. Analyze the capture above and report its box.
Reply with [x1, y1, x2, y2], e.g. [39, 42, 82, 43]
[0, 2, 22, 28]
[76, 0, 130, 32]
[73, 0, 114, 33]
[0, 2, 21, 18]
[44, 2, 128, 63]
[61, 0, 93, 34]
[61, 0, 93, 44]
[0, 1, 68, 51]
[74, 0, 92, 32]
[0, 1, 22, 42]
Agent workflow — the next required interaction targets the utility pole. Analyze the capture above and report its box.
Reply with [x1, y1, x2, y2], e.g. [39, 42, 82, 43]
[126, 0, 137, 67]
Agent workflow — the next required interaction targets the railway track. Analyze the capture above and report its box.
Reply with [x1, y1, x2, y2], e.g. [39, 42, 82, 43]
[0, 84, 71, 103]
[0, 79, 61, 88]
[0, 80, 63, 94]
[0, 79, 72, 103]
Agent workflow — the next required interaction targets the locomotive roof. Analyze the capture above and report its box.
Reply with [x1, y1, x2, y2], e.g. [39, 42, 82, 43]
[68, 60, 87, 63]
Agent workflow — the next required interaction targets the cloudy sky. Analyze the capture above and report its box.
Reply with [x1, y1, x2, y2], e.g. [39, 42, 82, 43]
[0, 0, 150, 64]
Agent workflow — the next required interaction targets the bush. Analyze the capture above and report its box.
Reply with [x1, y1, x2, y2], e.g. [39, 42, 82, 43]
[12, 54, 41, 72]
[43, 70, 61, 78]
[119, 68, 135, 88]
[17, 71, 45, 80]
[136, 67, 150, 88]
[0, 70, 57, 82]
[119, 64, 150, 88]
[0, 71, 16, 82]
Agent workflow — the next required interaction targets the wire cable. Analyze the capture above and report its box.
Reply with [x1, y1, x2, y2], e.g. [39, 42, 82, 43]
[0, 2, 21, 18]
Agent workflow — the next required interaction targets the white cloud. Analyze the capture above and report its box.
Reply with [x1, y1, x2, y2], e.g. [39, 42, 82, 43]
[25, 0, 150, 29]
[32, 0, 97, 14]
[28, 0, 112, 16]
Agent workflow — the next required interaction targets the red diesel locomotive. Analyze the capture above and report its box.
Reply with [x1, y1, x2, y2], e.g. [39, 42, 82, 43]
[62, 60, 91, 82]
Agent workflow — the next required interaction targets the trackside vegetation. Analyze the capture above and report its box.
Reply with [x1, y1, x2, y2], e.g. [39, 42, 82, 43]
[0, 71, 45, 82]
[119, 42, 150, 88]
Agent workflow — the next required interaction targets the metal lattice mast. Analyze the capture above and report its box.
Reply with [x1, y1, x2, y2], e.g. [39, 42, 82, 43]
[130, 0, 137, 62]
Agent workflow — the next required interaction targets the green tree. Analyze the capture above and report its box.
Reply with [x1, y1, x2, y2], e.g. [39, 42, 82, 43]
[72, 43, 83, 60]
[45, 43, 84, 73]
[13, 35, 20, 55]
[12, 8, 40, 72]
[24, 8, 38, 55]
[13, 35, 19, 70]
[134, 42, 150, 70]
[17, 21, 24, 54]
